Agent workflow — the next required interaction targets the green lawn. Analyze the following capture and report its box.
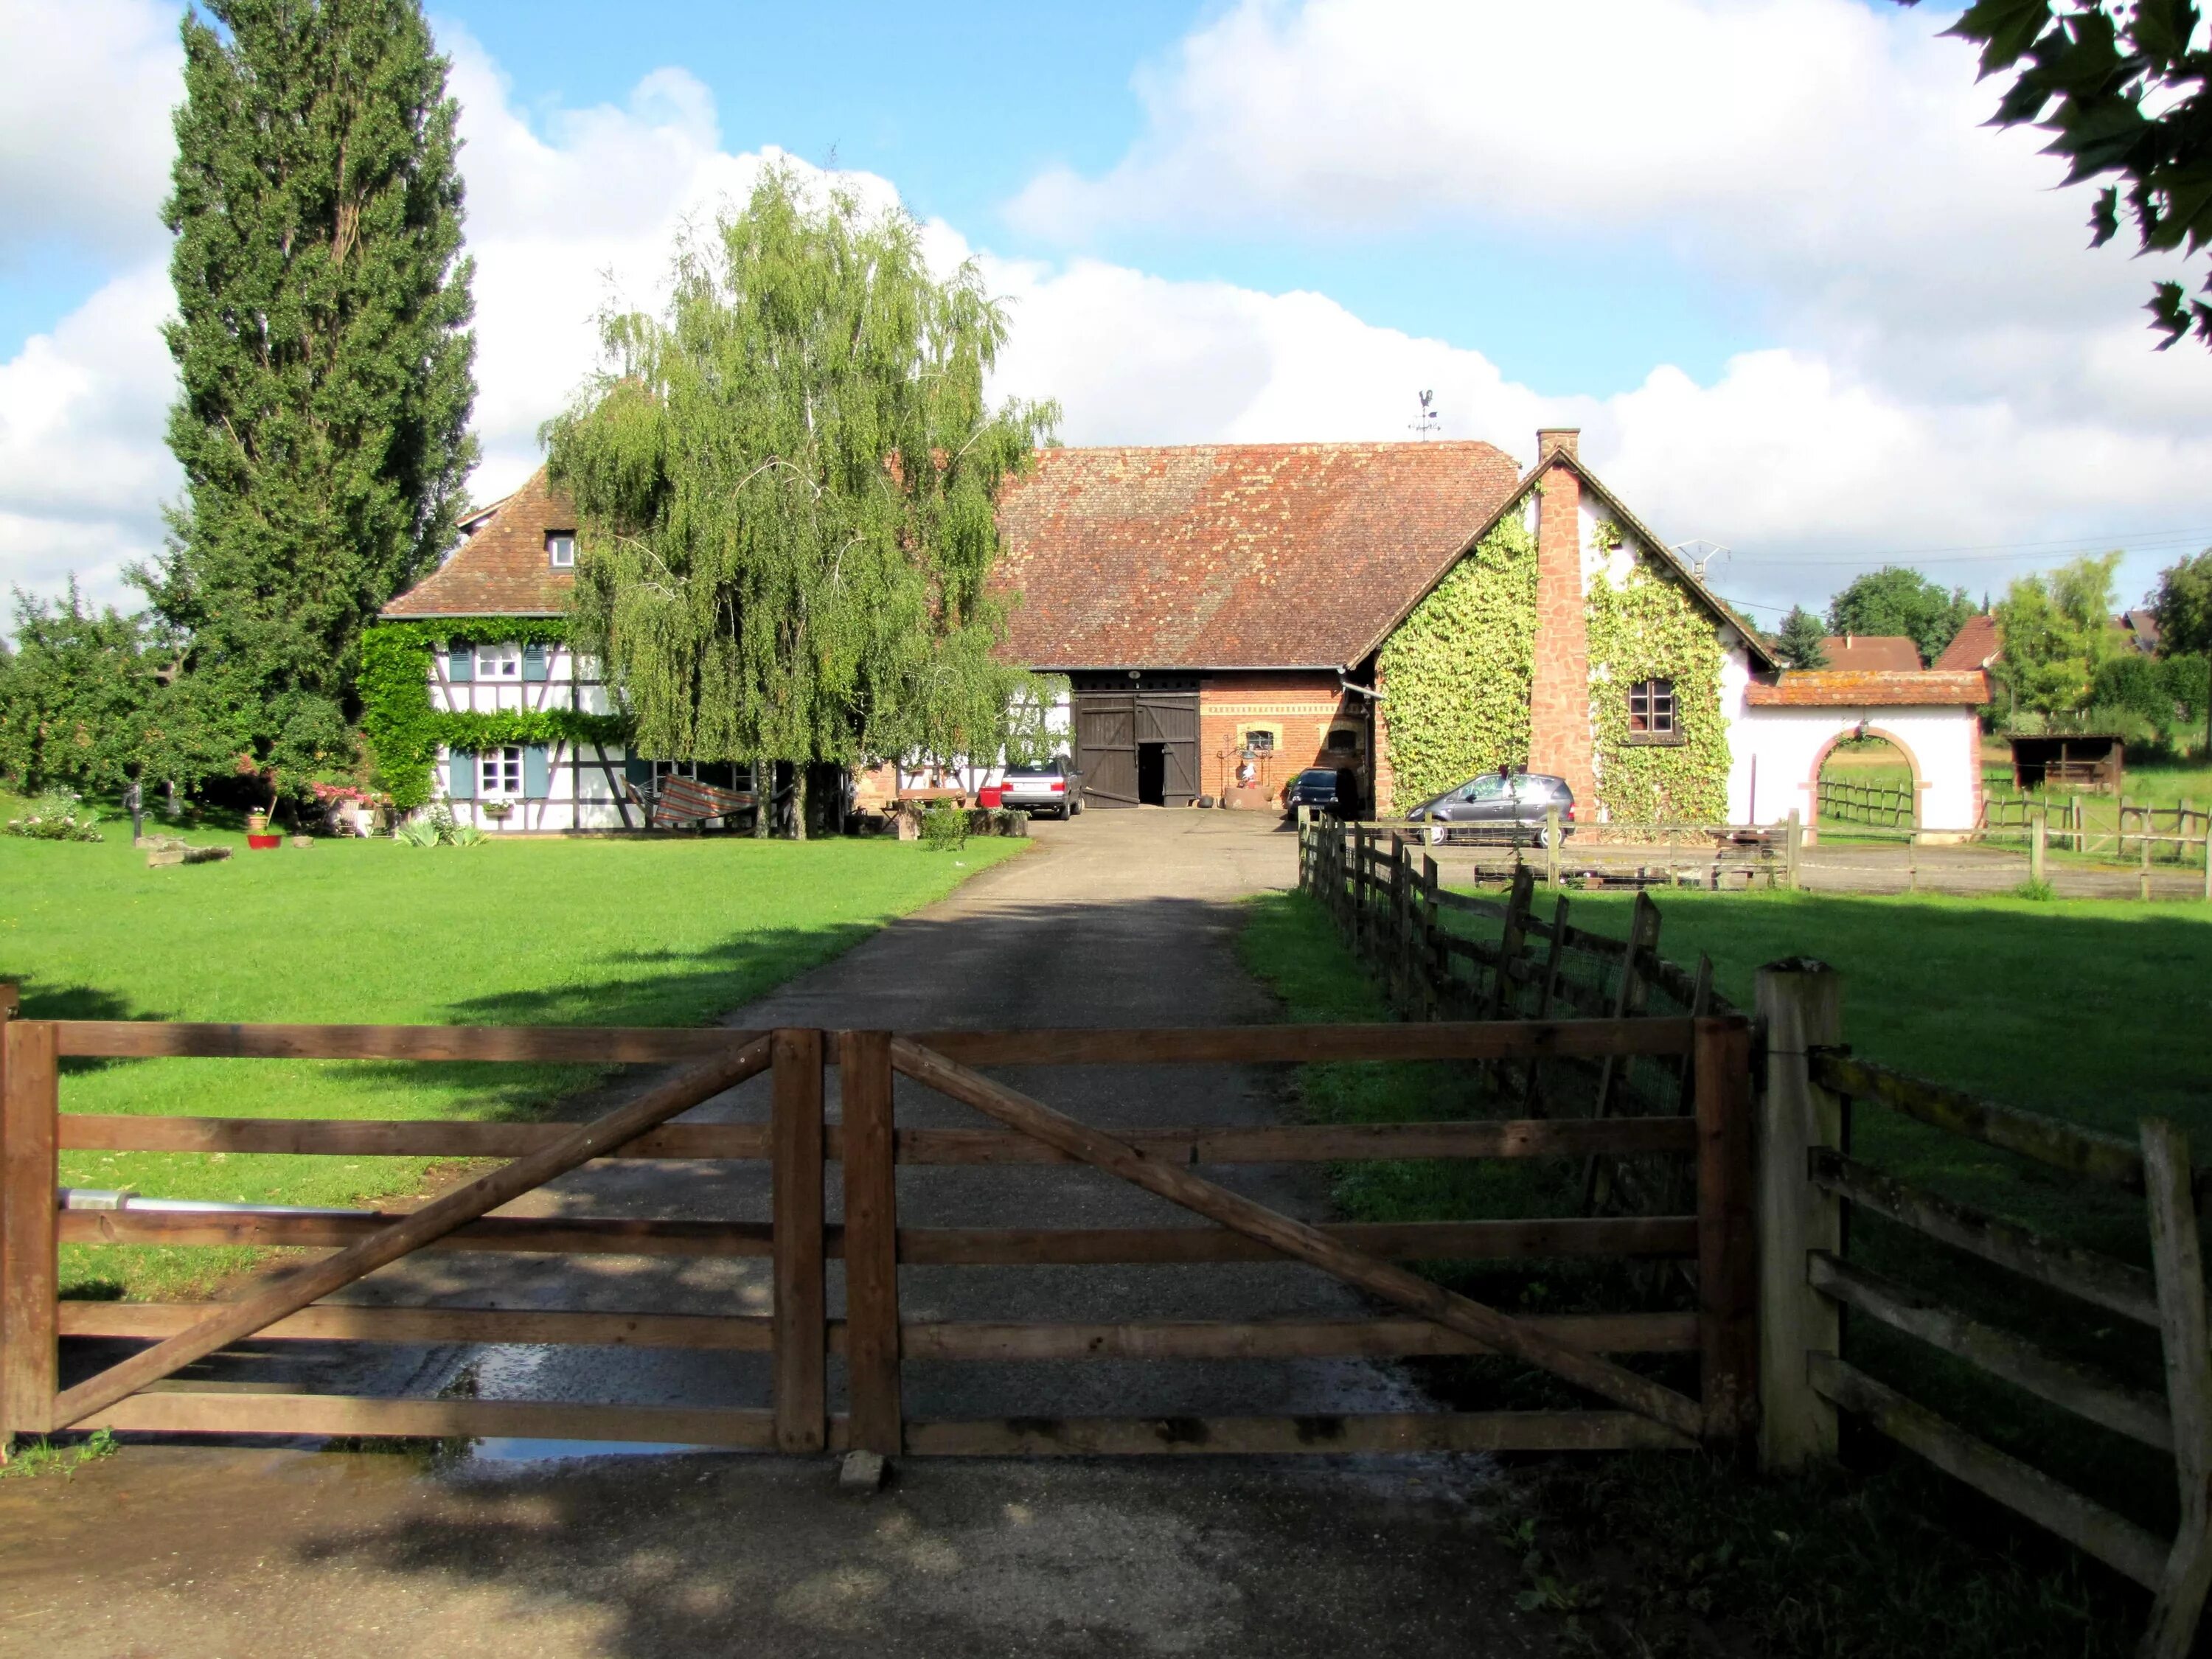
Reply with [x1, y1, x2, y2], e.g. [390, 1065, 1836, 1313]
[1237, 886, 2186, 1656]
[3, 819, 1027, 1296]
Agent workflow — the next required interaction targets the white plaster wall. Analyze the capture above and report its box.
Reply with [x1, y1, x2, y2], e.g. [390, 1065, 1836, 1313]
[1731, 704, 1983, 832]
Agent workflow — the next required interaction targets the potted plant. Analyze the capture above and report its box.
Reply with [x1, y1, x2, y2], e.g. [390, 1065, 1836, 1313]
[480, 801, 512, 823]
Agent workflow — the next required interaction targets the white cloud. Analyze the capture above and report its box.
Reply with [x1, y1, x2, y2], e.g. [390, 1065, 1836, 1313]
[0, 0, 179, 265]
[5, 0, 2212, 626]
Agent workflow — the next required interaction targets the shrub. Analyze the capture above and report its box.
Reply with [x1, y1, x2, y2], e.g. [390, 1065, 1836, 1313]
[4, 791, 104, 842]
[919, 804, 969, 852]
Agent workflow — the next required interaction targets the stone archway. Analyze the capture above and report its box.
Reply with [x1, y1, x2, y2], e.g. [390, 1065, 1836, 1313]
[1806, 722, 1925, 835]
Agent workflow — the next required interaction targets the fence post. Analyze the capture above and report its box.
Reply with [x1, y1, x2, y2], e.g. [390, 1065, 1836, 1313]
[1784, 810, 1803, 891]
[1753, 960, 1843, 1471]
[1521, 895, 1571, 1116]
[771, 1026, 827, 1453]
[1695, 1015, 1759, 1451]
[1545, 804, 1562, 888]
[2031, 808, 2047, 886]
[1420, 852, 1443, 1017]
[2143, 827, 2154, 902]
[2140, 1119, 2212, 1659]
[840, 1029, 902, 1458]
[1, 1018, 59, 1450]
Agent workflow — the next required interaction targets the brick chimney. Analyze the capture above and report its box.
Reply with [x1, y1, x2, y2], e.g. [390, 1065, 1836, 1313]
[1526, 428, 1597, 812]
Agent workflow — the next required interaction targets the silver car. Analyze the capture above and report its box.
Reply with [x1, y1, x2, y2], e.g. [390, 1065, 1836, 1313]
[999, 756, 1084, 818]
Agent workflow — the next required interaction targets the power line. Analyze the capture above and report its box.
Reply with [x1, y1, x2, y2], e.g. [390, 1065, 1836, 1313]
[1736, 528, 2212, 569]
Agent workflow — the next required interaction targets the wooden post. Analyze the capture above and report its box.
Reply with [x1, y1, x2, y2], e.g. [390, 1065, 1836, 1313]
[2140, 1118, 2212, 1659]
[1545, 804, 1562, 888]
[1, 1020, 60, 1447]
[2143, 824, 2154, 902]
[1784, 810, 1803, 891]
[1584, 893, 1662, 1211]
[2031, 808, 2047, 886]
[1694, 1016, 1758, 1450]
[1419, 852, 1443, 1016]
[839, 1030, 902, 1457]
[1392, 835, 1413, 1006]
[1521, 895, 1571, 1116]
[771, 1026, 827, 1453]
[1753, 961, 1844, 1470]
[1907, 832, 1919, 894]
[2073, 793, 2084, 856]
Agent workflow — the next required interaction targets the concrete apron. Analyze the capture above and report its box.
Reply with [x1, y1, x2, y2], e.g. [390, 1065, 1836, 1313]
[74, 808, 1451, 1453]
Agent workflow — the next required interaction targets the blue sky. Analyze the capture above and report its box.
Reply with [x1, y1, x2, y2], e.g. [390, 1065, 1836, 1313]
[428, 0, 1759, 396]
[4, 0, 2211, 623]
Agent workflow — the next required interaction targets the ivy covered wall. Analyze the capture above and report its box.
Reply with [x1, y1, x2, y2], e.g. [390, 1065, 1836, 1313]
[359, 619, 627, 812]
[1587, 551, 1730, 823]
[1377, 516, 1537, 806]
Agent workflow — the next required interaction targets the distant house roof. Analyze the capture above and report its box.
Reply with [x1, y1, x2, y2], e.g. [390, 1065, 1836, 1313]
[1744, 669, 1992, 708]
[1818, 635, 1921, 672]
[1933, 613, 2000, 672]
[383, 468, 575, 619]
[994, 442, 1524, 670]
[2118, 608, 2162, 654]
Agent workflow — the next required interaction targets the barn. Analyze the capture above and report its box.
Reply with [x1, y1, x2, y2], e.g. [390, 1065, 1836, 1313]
[379, 425, 1993, 835]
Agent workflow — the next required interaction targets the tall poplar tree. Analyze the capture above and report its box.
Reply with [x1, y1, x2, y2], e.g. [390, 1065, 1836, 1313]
[142, 0, 477, 800]
[544, 169, 1058, 831]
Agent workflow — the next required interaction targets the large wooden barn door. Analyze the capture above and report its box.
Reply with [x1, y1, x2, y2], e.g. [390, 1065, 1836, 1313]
[1075, 694, 1138, 805]
[1135, 692, 1200, 807]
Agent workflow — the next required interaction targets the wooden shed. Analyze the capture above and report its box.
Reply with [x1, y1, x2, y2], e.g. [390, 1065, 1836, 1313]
[2008, 734, 2124, 793]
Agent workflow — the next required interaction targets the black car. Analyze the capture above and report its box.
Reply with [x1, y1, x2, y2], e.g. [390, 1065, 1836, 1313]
[1404, 771, 1576, 846]
[1282, 766, 1363, 818]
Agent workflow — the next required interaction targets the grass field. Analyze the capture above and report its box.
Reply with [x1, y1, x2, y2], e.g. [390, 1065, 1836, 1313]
[2, 813, 1027, 1297]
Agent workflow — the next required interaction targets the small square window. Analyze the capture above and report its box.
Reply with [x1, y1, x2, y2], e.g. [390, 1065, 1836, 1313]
[476, 644, 521, 680]
[1243, 728, 1277, 754]
[546, 532, 576, 568]
[1627, 678, 1677, 740]
[1324, 726, 1360, 754]
[479, 746, 523, 796]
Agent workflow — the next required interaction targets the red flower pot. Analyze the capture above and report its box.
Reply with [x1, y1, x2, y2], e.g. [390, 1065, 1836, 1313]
[978, 786, 1004, 809]
[246, 833, 282, 851]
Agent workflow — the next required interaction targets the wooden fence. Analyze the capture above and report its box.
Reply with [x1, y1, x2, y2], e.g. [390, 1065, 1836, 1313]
[0, 1003, 1758, 1461]
[1983, 793, 2212, 864]
[1818, 776, 1916, 829]
[1759, 964, 2212, 1659]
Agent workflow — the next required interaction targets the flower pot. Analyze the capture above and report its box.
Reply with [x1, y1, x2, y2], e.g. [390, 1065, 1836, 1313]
[978, 786, 1004, 809]
[246, 832, 282, 851]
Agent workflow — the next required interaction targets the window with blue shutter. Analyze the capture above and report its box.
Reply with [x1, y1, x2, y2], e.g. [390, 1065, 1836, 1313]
[521, 641, 549, 683]
[448, 644, 474, 683]
[448, 751, 476, 799]
[523, 745, 552, 801]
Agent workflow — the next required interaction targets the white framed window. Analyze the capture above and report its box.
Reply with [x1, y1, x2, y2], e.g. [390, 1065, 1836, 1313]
[479, 746, 524, 797]
[475, 643, 521, 680]
[546, 531, 576, 569]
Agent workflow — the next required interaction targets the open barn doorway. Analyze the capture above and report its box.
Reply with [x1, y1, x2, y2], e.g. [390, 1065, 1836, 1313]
[1138, 742, 1167, 805]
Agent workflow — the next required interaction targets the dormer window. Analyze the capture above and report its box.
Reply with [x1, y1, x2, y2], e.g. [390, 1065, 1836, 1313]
[547, 532, 576, 569]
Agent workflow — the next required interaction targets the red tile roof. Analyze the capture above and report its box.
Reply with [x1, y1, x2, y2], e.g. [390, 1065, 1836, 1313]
[1818, 635, 1921, 672]
[382, 467, 576, 618]
[1933, 613, 2000, 672]
[992, 442, 1523, 669]
[1744, 669, 1992, 707]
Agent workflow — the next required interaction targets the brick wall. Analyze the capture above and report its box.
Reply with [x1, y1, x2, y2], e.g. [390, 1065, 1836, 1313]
[1526, 429, 1598, 810]
[1199, 671, 1366, 805]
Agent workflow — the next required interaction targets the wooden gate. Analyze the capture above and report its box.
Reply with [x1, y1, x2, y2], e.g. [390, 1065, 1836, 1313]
[1134, 691, 1200, 807]
[1, 1012, 1754, 1458]
[1074, 694, 1138, 805]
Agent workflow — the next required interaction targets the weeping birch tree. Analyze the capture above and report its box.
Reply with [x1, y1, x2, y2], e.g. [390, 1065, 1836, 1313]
[543, 169, 1058, 833]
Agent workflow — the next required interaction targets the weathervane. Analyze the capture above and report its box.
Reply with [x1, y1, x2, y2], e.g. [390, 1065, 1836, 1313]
[1409, 389, 1440, 439]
